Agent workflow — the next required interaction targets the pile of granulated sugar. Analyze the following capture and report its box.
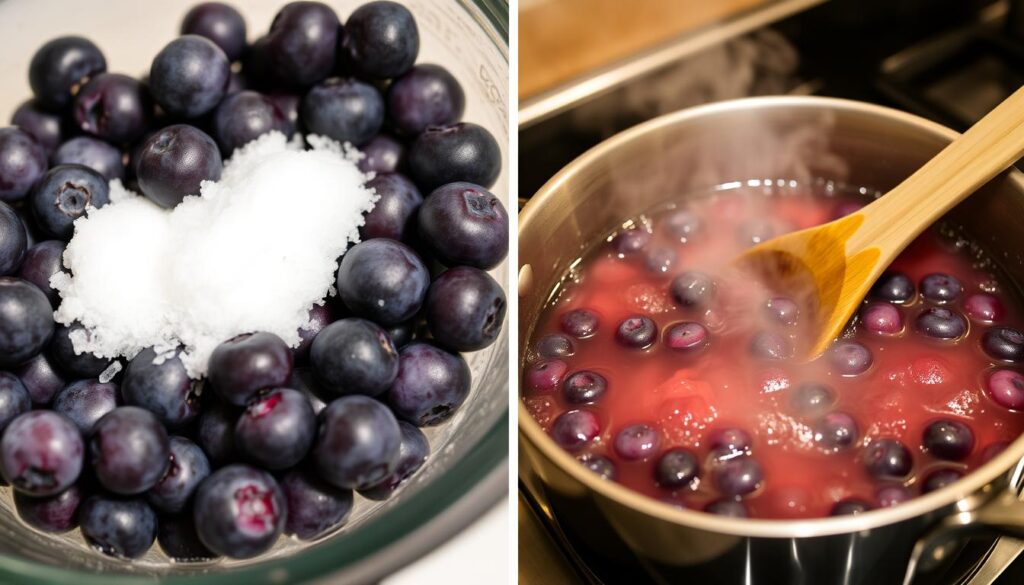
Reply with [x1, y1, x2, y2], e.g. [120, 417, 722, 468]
[52, 132, 377, 378]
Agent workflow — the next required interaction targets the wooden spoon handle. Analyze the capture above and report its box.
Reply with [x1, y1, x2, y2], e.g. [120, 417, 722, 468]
[848, 85, 1024, 256]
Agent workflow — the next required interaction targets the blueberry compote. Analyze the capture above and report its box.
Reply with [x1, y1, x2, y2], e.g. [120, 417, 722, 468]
[523, 182, 1024, 519]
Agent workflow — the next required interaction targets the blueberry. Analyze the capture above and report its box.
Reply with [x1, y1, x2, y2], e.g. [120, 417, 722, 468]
[0, 127, 48, 203]
[0, 201, 27, 275]
[552, 410, 601, 450]
[982, 327, 1024, 361]
[923, 419, 974, 461]
[863, 438, 912, 480]
[870, 271, 915, 303]
[73, 73, 151, 143]
[14, 483, 82, 533]
[282, 467, 354, 539]
[136, 124, 223, 208]
[749, 331, 793, 360]
[525, 359, 567, 393]
[713, 457, 763, 496]
[30, 164, 110, 240]
[265, 92, 301, 138]
[386, 342, 471, 426]
[52, 379, 119, 434]
[560, 308, 599, 338]
[815, 411, 859, 451]
[655, 448, 699, 489]
[28, 36, 106, 111]
[193, 464, 285, 559]
[147, 436, 211, 514]
[614, 423, 660, 460]
[91, 406, 171, 495]
[150, 35, 230, 118]
[408, 123, 501, 191]
[336, 239, 429, 325]
[358, 133, 405, 174]
[827, 341, 873, 375]
[645, 247, 677, 274]
[289, 367, 332, 415]
[342, 1, 419, 79]
[122, 347, 202, 427]
[831, 499, 871, 516]
[235, 387, 316, 470]
[860, 302, 902, 335]
[965, 293, 1004, 322]
[11, 100, 63, 155]
[360, 172, 422, 241]
[0, 372, 30, 433]
[12, 353, 65, 406]
[765, 297, 799, 326]
[789, 382, 834, 415]
[535, 333, 574, 359]
[197, 402, 238, 467]
[313, 395, 401, 490]
[181, 2, 248, 62]
[705, 499, 747, 517]
[79, 496, 157, 559]
[417, 182, 508, 269]
[426, 266, 506, 351]
[577, 454, 616, 480]
[616, 315, 657, 349]
[707, 427, 753, 460]
[310, 318, 398, 396]
[387, 64, 464, 136]
[0, 411, 82, 496]
[987, 369, 1024, 410]
[921, 468, 963, 493]
[664, 321, 708, 351]
[875, 485, 912, 508]
[48, 323, 110, 378]
[563, 371, 607, 404]
[52, 137, 124, 181]
[915, 307, 967, 340]
[920, 273, 962, 303]
[301, 78, 384, 147]
[612, 229, 651, 256]
[264, 2, 339, 87]
[670, 271, 716, 308]
[208, 332, 294, 406]
[157, 514, 218, 562]
[663, 209, 702, 240]
[360, 421, 429, 500]
[294, 303, 334, 361]
[0, 277, 54, 367]
[386, 320, 415, 349]
[212, 91, 288, 155]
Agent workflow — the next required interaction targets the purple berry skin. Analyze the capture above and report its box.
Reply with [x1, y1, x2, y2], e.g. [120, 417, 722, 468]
[208, 332, 294, 406]
[14, 483, 82, 533]
[0, 201, 27, 276]
[408, 124, 501, 192]
[212, 90, 288, 155]
[360, 173, 423, 242]
[197, 402, 238, 467]
[30, 164, 110, 240]
[48, 322, 110, 378]
[387, 64, 465, 136]
[301, 77, 385, 147]
[0, 372, 31, 433]
[79, 495, 157, 559]
[158, 514, 218, 562]
[90, 406, 171, 495]
[52, 137, 124, 182]
[0, 411, 83, 496]
[12, 353, 66, 406]
[387, 342, 471, 427]
[181, 2, 248, 62]
[294, 303, 334, 361]
[281, 467, 354, 540]
[358, 133, 405, 174]
[336, 239, 429, 325]
[310, 318, 399, 396]
[235, 387, 316, 470]
[51, 379, 119, 434]
[136, 124, 223, 209]
[0, 127, 48, 203]
[360, 421, 429, 500]
[149, 35, 230, 118]
[313, 395, 401, 490]
[264, 1, 340, 87]
[418, 182, 508, 270]
[193, 464, 286, 559]
[425, 266, 506, 351]
[122, 347, 202, 428]
[147, 436, 211, 514]
[73, 73, 151, 143]
[341, 1, 419, 79]
[0, 277, 55, 368]
[28, 36, 107, 111]
[11, 100, 63, 155]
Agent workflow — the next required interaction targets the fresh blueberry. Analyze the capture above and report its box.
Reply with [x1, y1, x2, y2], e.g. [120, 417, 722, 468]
[408, 123, 501, 191]
[289, 367, 332, 414]
[645, 247, 677, 275]
[52, 379, 119, 434]
[79, 496, 157, 559]
[789, 382, 834, 415]
[981, 327, 1024, 361]
[193, 464, 285, 559]
[11, 100, 63, 155]
[150, 35, 230, 118]
[964, 293, 1004, 322]
[386, 320, 415, 349]
[0, 277, 54, 367]
[670, 271, 716, 308]
[267, 92, 301, 137]
[310, 318, 398, 396]
[387, 64, 464, 136]
[765, 297, 799, 326]
[208, 332, 294, 406]
[535, 333, 574, 359]
[560, 308, 599, 338]
[91, 406, 171, 495]
[713, 457, 763, 496]
[577, 454, 616, 480]
[48, 323, 110, 378]
[52, 137, 124, 181]
[875, 485, 912, 508]
[264, 1, 339, 86]
[860, 302, 902, 335]
[30, 164, 110, 240]
[0, 411, 83, 496]
[14, 483, 82, 533]
[562, 371, 607, 404]
[986, 369, 1024, 410]
[525, 359, 566, 393]
[749, 331, 793, 360]
[922, 419, 974, 461]
[616, 315, 657, 349]
[705, 499, 747, 517]
[212, 90, 288, 155]
[386, 342, 471, 426]
[181, 2, 248, 62]
[313, 395, 401, 490]
[915, 307, 967, 340]
[360, 421, 429, 500]
[664, 321, 708, 351]
[336, 239, 429, 325]
[122, 347, 202, 427]
[73, 73, 151, 143]
[831, 499, 871, 516]
[136, 124, 223, 208]
[360, 172, 422, 241]
[157, 514, 218, 561]
[551, 410, 600, 450]
[147, 436, 211, 514]
[281, 467, 354, 539]
[863, 438, 912, 480]
[0, 202, 27, 275]
[663, 209, 702, 240]
[235, 387, 316, 470]
[197, 401, 238, 467]
[870, 271, 915, 303]
[12, 353, 65, 405]
[655, 448, 699, 489]
[815, 411, 859, 451]
[358, 133, 405, 174]
[417, 182, 508, 269]
[294, 303, 334, 361]
[707, 427, 753, 460]
[28, 36, 106, 110]
[425, 266, 506, 351]
[0, 372, 30, 433]
[301, 78, 384, 147]
[0, 127, 48, 203]
[827, 341, 873, 375]
[921, 468, 963, 493]
[614, 423, 660, 460]
[341, 1, 419, 79]
[612, 229, 651, 256]
[919, 273, 962, 303]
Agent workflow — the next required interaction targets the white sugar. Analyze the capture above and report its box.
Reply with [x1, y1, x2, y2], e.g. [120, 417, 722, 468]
[52, 132, 377, 378]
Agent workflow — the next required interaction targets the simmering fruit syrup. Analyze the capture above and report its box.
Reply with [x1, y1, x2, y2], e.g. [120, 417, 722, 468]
[523, 183, 1024, 519]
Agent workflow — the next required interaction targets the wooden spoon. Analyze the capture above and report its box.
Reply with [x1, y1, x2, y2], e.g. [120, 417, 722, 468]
[737, 86, 1024, 359]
